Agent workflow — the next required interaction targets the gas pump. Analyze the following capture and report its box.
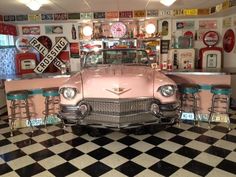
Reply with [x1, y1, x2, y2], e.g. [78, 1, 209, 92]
[199, 31, 223, 69]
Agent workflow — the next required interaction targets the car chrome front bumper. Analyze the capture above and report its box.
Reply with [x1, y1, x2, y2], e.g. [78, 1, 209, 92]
[58, 98, 179, 129]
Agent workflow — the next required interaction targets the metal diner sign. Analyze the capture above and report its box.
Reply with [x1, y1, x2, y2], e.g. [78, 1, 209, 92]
[30, 37, 68, 73]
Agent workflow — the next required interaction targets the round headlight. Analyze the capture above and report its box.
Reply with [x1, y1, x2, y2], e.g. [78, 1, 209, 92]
[159, 85, 175, 97]
[61, 88, 77, 99]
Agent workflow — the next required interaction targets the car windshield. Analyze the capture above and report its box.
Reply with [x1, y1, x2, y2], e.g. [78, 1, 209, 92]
[84, 49, 150, 67]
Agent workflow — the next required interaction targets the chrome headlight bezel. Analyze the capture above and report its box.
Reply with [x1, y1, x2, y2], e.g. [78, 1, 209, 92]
[158, 85, 176, 97]
[60, 87, 78, 100]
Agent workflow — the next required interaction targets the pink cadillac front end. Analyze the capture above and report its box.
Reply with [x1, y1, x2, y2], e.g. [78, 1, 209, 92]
[58, 49, 178, 130]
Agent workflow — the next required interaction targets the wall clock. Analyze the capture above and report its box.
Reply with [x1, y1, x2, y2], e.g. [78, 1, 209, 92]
[110, 22, 127, 38]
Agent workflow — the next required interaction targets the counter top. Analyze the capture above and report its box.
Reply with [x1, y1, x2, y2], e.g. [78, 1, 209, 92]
[162, 68, 236, 75]
[1, 68, 236, 81]
[1, 72, 71, 81]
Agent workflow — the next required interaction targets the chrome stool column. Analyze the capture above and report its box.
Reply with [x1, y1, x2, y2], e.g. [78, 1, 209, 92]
[208, 85, 231, 130]
[42, 87, 60, 130]
[7, 90, 33, 136]
[179, 83, 200, 125]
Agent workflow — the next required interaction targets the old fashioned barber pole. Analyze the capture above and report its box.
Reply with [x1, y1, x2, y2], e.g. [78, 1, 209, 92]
[199, 31, 223, 69]
[29, 37, 68, 73]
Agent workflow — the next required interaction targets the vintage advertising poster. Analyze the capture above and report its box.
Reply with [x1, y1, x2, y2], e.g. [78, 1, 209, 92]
[45, 25, 63, 34]
[22, 26, 40, 35]
[41, 14, 53, 21]
[234, 16, 236, 26]
[176, 21, 194, 30]
[199, 20, 217, 29]
[70, 43, 80, 58]
[223, 17, 232, 28]
[54, 13, 68, 20]
[28, 14, 40, 22]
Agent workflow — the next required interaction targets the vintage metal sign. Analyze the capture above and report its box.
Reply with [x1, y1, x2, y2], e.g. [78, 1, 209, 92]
[30, 37, 68, 73]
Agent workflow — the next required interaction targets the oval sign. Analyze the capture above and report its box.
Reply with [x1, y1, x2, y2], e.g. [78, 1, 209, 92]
[223, 29, 235, 53]
[203, 31, 219, 47]
[110, 22, 127, 38]
[16, 37, 32, 53]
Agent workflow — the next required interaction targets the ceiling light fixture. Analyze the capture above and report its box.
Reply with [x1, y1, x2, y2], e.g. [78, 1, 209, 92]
[160, 0, 176, 6]
[19, 0, 50, 11]
[26, 0, 41, 11]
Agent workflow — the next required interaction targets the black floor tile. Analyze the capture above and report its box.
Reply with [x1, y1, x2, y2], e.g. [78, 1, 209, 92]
[40, 138, 62, 148]
[0, 149, 26, 162]
[25, 129, 45, 137]
[0, 139, 11, 146]
[83, 161, 112, 176]
[49, 162, 78, 177]
[0, 163, 13, 175]
[217, 159, 236, 174]
[59, 148, 84, 161]
[188, 126, 208, 134]
[146, 147, 171, 159]
[48, 129, 67, 137]
[183, 160, 213, 176]
[92, 137, 114, 146]
[66, 137, 88, 147]
[169, 135, 192, 145]
[3, 131, 22, 138]
[88, 147, 113, 160]
[0, 123, 9, 129]
[149, 160, 179, 176]
[116, 161, 145, 176]
[143, 136, 165, 146]
[205, 146, 231, 158]
[222, 134, 236, 143]
[195, 135, 218, 144]
[15, 138, 36, 148]
[117, 147, 142, 160]
[165, 126, 185, 134]
[30, 149, 55, 161]
[117, 136, 139, 146]
[212, 126, 229, 133]
[175, 146, 201, 159]
[16, 163, 45, 177]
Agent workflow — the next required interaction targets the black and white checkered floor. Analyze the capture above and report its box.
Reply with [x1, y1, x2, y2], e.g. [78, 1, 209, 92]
[1, 114, 236, 177]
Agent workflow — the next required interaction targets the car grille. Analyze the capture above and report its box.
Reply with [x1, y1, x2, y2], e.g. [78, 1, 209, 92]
[84, 98, 153, 116]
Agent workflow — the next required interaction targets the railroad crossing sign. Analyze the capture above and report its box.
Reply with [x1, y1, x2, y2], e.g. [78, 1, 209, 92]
[29, 37, 68, 73]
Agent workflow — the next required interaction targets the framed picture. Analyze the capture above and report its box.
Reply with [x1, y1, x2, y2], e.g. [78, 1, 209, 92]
[45, 25, 63, 34]
[22, 26, 40, 35]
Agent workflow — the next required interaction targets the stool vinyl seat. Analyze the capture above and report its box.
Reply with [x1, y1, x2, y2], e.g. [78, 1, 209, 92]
[211, 85, 231, 95]
[43, 87, 60, 97]
[7, 90, 30, 100]
[179, 83, 200, 94]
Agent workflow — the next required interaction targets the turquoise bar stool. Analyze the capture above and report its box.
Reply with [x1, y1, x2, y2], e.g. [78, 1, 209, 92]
[42, 87, 60, 130]
[7, 90, 33, 136]
[178, 83, 200, 125]
[208, 85, 231, 130]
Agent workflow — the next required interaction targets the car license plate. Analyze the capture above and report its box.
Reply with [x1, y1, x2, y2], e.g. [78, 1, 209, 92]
[26, 116, 61, 127]
[181, 112, 194, 120]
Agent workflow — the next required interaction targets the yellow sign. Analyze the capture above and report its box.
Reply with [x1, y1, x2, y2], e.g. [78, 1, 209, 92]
[134, 10, 146, 18]
[183, 9, 198, 16]
[173, 9, 184, 16]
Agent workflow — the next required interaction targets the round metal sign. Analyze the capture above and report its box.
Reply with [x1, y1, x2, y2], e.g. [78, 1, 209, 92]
[203, 31, 219, 47]
[16, 37, 32, 53]
[223, 29, 235, 53]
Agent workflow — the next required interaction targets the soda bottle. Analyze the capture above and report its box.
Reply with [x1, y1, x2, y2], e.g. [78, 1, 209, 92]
[72, 24, 77, 40]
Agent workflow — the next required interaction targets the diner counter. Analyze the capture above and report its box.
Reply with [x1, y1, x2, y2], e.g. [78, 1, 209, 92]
[1, 68, 236, 81]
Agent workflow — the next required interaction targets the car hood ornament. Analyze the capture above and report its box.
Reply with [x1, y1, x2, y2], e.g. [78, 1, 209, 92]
[106, 87, 131, 95]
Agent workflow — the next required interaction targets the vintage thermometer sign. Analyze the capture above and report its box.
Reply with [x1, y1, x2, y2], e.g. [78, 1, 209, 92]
[30, 37, 68, 73]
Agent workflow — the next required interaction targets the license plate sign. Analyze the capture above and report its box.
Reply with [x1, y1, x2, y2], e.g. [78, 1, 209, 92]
[181, 112, 194, 120]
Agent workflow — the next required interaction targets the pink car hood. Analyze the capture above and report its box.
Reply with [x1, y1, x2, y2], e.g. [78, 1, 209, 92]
[65, 65, 175, 99]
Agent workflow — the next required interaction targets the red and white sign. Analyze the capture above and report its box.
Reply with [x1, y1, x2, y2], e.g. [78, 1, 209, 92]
[110, 22, 127, 38]
[223, 29, 235, 53]
[30, 37, 68, 73]
[203, 31, 219, 47]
